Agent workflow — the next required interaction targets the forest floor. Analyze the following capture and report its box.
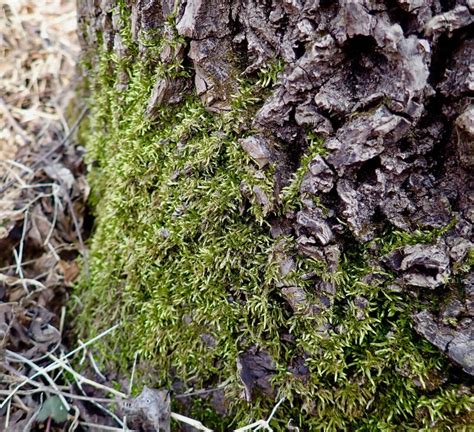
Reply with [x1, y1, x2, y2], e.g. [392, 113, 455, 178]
[0, 1, 102, 430]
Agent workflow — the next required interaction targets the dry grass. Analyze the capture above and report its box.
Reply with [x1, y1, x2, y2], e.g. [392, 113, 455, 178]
[0, 0, 79, 162]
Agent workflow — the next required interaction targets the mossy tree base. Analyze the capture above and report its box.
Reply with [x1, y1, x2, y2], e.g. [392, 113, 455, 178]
[75, 1, 473, 430]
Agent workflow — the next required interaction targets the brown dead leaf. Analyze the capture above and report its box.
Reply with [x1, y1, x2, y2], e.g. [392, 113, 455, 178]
[58, 259, 79, 285]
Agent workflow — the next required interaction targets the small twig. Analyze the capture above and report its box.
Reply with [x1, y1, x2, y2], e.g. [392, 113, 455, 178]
[86, 345, 107, 382]
[46, 352, 127, 399]
[67, 358, 125, 428]
[171, 412, 214, 432]
[266, 397, 286, 425]
[79, 423, 137, 432]
[0, 162, 28, 188]
[68, 405, 81, 432]
[175, 378, 231, 399]
[0, 387, 116, 403]
[3, 159, 34, 175]
[6, 350, 71, 412]
[4, 397, 11, 431]
[14, 207, 30, 294]
[12, 394, 30, 412]
[0, 273, 47, 290]
[233, 398, 285, 432]
[128, 352, 139, 396]
[23, 406, 40, 431]
[0, 324, 120, 409]
[59, 306, 66, 335]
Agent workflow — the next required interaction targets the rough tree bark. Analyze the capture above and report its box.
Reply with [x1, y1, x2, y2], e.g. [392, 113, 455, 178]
[76, 0, 473, 429]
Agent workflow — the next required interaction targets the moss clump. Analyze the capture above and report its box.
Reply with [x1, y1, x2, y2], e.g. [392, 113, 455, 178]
[76, 7, 473, 431]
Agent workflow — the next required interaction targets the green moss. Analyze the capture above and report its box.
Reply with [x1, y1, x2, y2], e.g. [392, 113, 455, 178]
[280, 132, 328, 213]
[370, 219, 457, 257]
[75, 7, 472, 431]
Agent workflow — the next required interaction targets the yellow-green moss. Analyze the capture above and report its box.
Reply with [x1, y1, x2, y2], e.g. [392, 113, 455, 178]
[75, 6, 473, 431]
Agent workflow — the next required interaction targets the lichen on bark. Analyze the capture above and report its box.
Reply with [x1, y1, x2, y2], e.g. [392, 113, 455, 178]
[76, 0, 473, 429]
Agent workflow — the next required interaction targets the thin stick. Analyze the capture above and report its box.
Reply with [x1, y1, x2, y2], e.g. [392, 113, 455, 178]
[68, 405, 80, 432]
[79, 423, 137, 432]
[5, 350, 71, 412]
[12, 394, 30, 412]
[65, 357, 125, 428]
[14, 208, 29, 294]
[233, 398, 285, 432]
[266, 397, 285, 425]
[128, 352, 139, 396]
[0, 324, 120, 409]
[123, 416, 129, 431]
[87, 349, 107, 382]
[4, 159, 34, 174]
[59, 306, 66, 335]
[0, 386, 115, 403]
[4, 397, 11, 431]
[175, 378, 231, 399]
[24, 407, 40, 431]
[0, 273, 46, 290]
[46, 352, 127, 399]
[171, 412, 213, 432]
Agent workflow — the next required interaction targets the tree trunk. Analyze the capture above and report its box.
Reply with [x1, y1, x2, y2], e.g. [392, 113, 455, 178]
[76, 0, 473, 429]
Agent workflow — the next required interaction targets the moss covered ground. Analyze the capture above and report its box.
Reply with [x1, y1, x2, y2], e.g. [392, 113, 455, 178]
[75, 9, 473, 431]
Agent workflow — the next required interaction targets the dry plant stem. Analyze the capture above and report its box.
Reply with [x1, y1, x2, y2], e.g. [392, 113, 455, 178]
[233, 398, 285, 432]
[0, 324, 120, 409]
[15, 207, 29, 294]
[46, 352, 127, 399]
[175, 378, 232, 399]
[78, 341, 107, 382]
[88, 350, 107, 381]
[4, 398, 11, 430]
[0, 273, 46, 291]
[47, 241, 61, 261]
[4, 159, 34, 175]
[24, 339, 61, 367]
[128, 352, 139, 396]
[0, 163, 28, 188]
[170, 412, 213, 432]
[24, 407, 40, 431]
[79, 422, 137, 431]
[5, 349, 71, 411]
[59, 306, 66, 335]
[0, 387, 115, 403]
[12, 394, 30, 412]
[68, 405, 81, 432]
[66, 356, 125, 428]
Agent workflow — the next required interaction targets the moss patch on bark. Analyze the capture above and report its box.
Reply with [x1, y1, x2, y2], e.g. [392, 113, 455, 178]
[75, 10, 473, 431]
